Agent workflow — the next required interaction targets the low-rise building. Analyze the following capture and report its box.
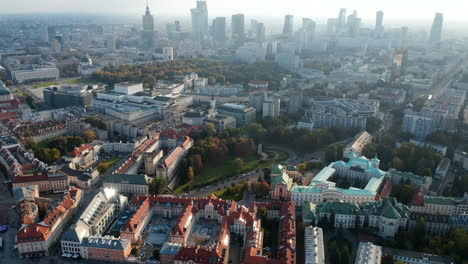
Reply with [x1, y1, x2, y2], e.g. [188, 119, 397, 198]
[80, 236, 131, 262]
[382, 248, 455, 264]
[305, 226, 325, 264]
[217, 103, 256, 126]
[43, 85, 94, 107]
[204, 114, 236, 133]
[354, 242, 382, 264]
[343, 131, 372, 158]
[102, 173, 151, 196]
[303, 198, 409, 239]
[17, 188, 82, 258]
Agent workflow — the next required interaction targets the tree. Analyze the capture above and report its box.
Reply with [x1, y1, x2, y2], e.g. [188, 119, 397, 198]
[252, 181, 270, 198]
[208, 76, 216, 85]
[153, 248, 160, 260]
[391, 184, 415, 205]
[187, 166, 195, 180]
[130, 248, 140, 256]
[25, 95, 34, 108]
[381, 255, 393, 264]
[84, 116, 107, 130]
[149, 178, 167, 195]
[191, 154, 203, 175]
[297, 163, 307, 173]
[97, 163, 110, 174]
[366, 117, 383, 133]
[233, 158, 244, 173]
[83, 130, 96, 142]
[263, 167, 271, 182]
[203, 123, 217, 137]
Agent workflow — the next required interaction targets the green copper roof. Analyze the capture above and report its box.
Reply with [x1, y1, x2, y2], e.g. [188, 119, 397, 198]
[381, 199, 401, 219]
[317, 201, 364, 215]
[270, 171, 291, 190]
[271, 163, 283, 176]
[302, 202, 317, 222]
[424, 196, 455, 205]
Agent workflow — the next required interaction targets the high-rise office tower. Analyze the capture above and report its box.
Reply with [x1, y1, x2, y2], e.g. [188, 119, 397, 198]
[212, 17, 226, 43]
[327, 18, 338, 34]
[142, 1, 155, 51]
[174, 21, 181, 32]
[347, 10, 361, 37]
[338, 8, 347, 29]
[191, 0, 209, 41]
[231, 14, 245, 42]
[375, 10, 384, 37]
[302, 18, 316, 38]
[250, 19, 258, 38]
[376, 11, 384, 28]
[47, 26, 56, 43]
[429, 13, 443, 45]
[288, 91, 303, 114]
[283, 15, 294, 36]
[256, 23, 266, 43]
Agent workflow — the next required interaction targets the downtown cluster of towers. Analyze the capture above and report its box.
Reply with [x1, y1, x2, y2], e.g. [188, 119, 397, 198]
[141, 0, 445, 51]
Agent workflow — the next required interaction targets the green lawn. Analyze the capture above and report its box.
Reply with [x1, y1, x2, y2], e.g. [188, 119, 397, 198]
[175, 155, 272, 194]
[103, 156, 123, 167]
[64, 78, 93, 84]
[33, 82, 59, 88]
[274, 150, 289, 162]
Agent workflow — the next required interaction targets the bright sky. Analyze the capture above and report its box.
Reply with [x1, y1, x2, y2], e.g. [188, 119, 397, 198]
[1, 0, 466, 22]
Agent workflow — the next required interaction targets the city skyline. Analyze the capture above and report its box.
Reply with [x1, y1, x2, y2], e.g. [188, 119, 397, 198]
[1, 0, 468, 23]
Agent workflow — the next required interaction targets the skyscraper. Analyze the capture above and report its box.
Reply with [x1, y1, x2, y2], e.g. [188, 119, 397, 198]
[212, 17, 226, 43]
[256, 23, 266, 43]
[283, 15, 294, 36]
[231, 14, 245, 42]
[191, 0, 209, 41]
[338, 8, 347, 29]
[347, 10, 361, 37]
[429, 13, 443, 45]
[375, 10, 384, 38]
[142, 1, 155, 51]
[376, 11, 384, 28]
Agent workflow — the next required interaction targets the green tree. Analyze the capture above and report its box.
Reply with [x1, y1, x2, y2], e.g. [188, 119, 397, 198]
[208, 76, 216, 85]
[366, 117, 383, 133]
[203, 123, 217, 137]
[25, 95, 34, 108]
[153, 248, 160, 260]
[233, 157, 244, 173]
[130, 248, 140, 256]
[149, 178, 167, 195]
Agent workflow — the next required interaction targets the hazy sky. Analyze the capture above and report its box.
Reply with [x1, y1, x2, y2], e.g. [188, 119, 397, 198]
[1, 0, 466, 23]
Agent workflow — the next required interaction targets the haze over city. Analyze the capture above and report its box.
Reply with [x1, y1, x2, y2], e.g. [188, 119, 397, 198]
[0, 0, 467, 264]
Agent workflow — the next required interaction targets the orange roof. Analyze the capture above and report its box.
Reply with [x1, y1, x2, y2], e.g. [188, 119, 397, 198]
[17, 224, 51, 243]
[70, 144, 92, 157]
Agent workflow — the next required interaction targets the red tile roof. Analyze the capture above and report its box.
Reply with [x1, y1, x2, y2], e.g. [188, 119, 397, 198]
[70, 144, 92, 157]
[17, 223, 51, 243]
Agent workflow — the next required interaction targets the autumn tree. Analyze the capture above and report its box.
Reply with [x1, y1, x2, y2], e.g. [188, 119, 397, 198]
[187, 166, 195, 180]
[297, 163, 307, 173]
[83, 130, 96, 142]
[191, 154, 203, 175]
